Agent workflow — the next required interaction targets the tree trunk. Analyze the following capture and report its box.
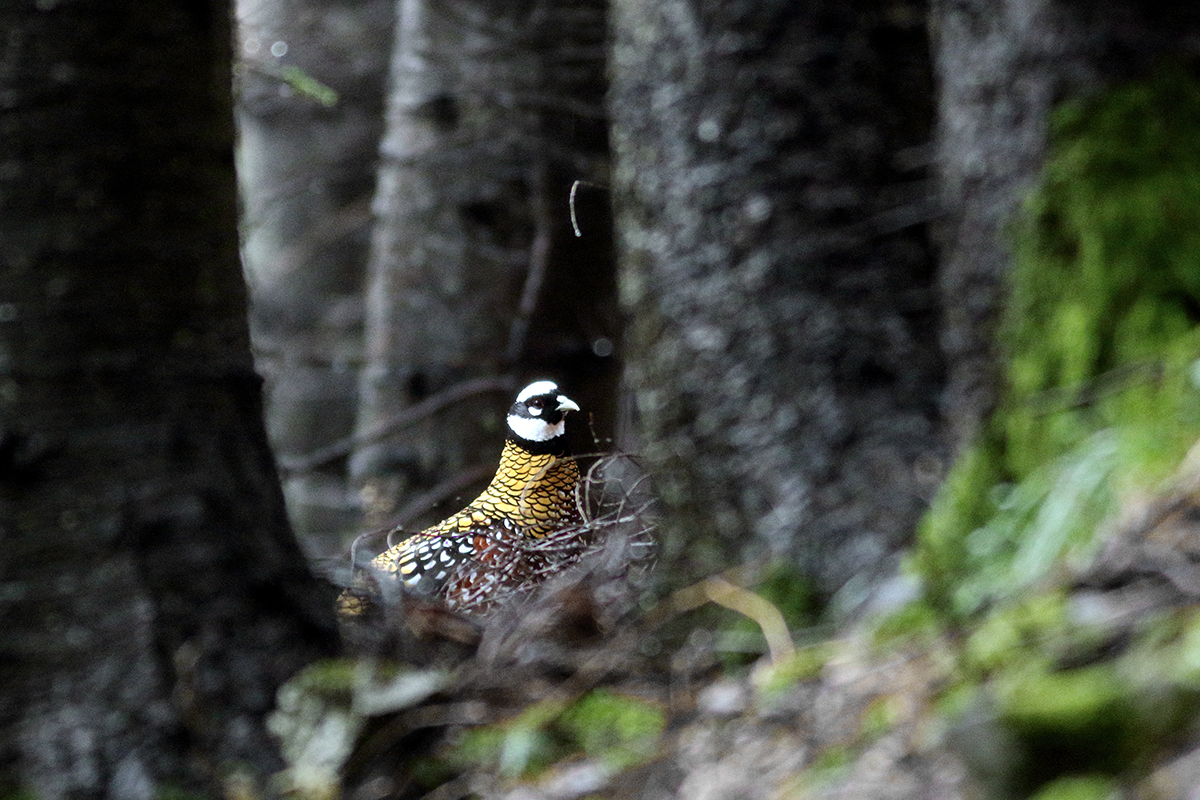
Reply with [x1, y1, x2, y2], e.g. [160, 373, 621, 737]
[933, 0, 1200, 447]
[922, 0, 1200, 611]
[235, 0, 393, 554]
[0, 2, 335, 796]
[609, 0, 943, 600]
[353, 0, 614, 533]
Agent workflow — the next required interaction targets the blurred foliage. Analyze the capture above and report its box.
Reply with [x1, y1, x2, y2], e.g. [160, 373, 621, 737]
[915, 65, 1200, 615]
[266, 660, 362, 800]
[155, 786, 212, 800]
[448, 689, 665, 780]
[752, 641, 833, 701]
[267, 660, 450, 798]
[715, 561, 818, 666]
[557, 689, 667, 769]
[243, 62, 339, 107]
[278, 66, 339, 107]
[791, 744, 854, 793]
[898, 589, 1200, 794]
[879, 64, 1200, 796]
[265, 64, 1200, 800]
[1028, 774, 1120, 800]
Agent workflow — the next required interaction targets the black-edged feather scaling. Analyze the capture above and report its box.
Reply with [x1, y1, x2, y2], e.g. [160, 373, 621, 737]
[340, 380, 583, 615]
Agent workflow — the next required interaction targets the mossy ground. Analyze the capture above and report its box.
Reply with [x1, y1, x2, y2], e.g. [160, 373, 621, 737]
[916, 65, 1200, 616]
[270, 67, 1200, 800]
[445, 688, 666, 781]
[896, 63, 1200, 795]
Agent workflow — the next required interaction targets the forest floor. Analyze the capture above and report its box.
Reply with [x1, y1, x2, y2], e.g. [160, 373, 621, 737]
[268, 459, 1200, 800]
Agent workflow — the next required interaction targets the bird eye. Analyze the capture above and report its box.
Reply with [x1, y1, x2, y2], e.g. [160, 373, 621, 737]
[527, 397, 545, 411]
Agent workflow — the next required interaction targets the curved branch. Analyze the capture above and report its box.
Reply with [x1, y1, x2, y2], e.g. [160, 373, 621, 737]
[278, 376, 513, 474]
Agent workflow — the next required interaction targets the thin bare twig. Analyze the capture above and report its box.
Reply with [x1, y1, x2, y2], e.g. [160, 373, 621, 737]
[505, 161, 553, 363]
[568, 179, 607, 237]
[277, 376, 512, 475]
[702, 577, 795, 664]
[644, 560, 770, 625]
[384, 462, 497, 535]
[442, 451, 659, 614]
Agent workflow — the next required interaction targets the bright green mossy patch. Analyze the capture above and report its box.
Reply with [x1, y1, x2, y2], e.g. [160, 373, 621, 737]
[753, 641, 835, 701]
[448, 689, 666, 779]
[962, 592, 1073, 675]
[557, 688, 667, 770]
[1029, 774, 1119, 800]
[452, 698, 568, 778]
[945, 599, 1200, 793]
[916, 66, 1200, 615]
[995, 663, 1134, 773]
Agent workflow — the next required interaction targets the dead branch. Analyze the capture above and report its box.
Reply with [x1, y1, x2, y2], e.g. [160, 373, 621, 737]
[384, 462, 497, 535]
[278, 376, 513, 474]
[505, 161, 553, 363]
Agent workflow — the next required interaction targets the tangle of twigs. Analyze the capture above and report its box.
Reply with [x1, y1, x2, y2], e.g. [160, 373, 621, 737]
[349, 452, 657, 620]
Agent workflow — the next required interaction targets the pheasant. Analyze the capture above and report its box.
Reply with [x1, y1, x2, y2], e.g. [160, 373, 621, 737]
[340, 380, 584, 615]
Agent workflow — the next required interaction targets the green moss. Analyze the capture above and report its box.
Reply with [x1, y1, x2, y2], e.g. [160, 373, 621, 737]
[284, 659, 359, 700]
[451, 725, 510, 771]
[917, 65, 1200, 616]
[155, 785, 211, 800]
[492, 698, 571, 778]
[754, 642, 834, 700]
[556, 689, 666, 770]
[997, 664, 1128, 738]
[871, 597, 942, 644]
[942, 598, 1200, 794]
[917, 430, 1120, 616]
[792, 744, 854, 792]
[1008, 66, 1200, 479]
[447, 690, 666, 779]
[992, 661, 1141, 785]
[714, 561, 817, 664]
[933, 680, 977, 722]
[963, 593, 1071, 676]
[912, 443, 1006, 609]
[1170, 608, 1200, 684]
[753, 561, 819, 627]
[858, 695, 905, 741]
[405, 756, 458, 790]
[1028, 774, 1119, 800]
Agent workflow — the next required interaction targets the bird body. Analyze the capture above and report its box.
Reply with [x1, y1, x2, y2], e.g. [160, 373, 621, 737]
[343, 381, 583, 614]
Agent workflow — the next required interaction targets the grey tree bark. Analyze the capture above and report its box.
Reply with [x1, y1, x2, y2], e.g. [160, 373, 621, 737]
[934, 0, 1200, 447]
[353, 0, 614, 533]
[0, 2, 335, 797]
[235, 0, 393, 555]
[609, 0, 944, 600]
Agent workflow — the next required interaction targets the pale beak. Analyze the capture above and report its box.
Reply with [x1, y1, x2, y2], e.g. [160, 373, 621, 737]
[556, 395, 580, 413]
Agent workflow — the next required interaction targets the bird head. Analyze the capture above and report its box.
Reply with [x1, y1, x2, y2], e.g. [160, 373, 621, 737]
[506, 380, 580, 450]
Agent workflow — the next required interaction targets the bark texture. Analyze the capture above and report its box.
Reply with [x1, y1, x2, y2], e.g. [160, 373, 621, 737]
[236, 0, 393, 554]
[0, 2, 334, 796]
[353, 0, 614, 531]
[610, 0, 943, 596]
[921, 0, 1200, 613]
[934, 0, 1200, 447]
